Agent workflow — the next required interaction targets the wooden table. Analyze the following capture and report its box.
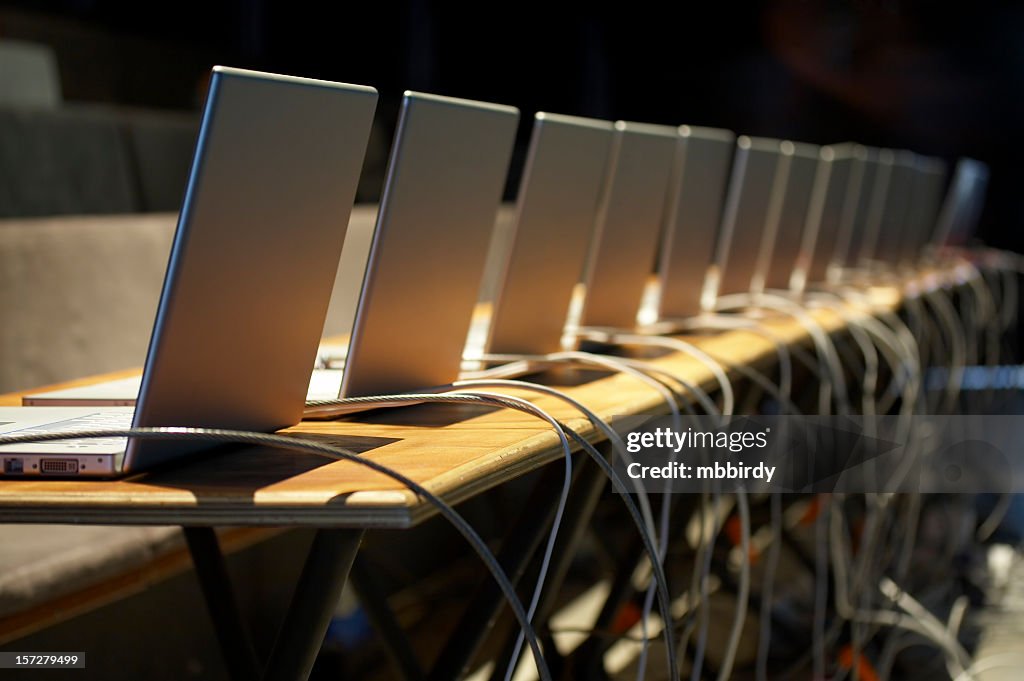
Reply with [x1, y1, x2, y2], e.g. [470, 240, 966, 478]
[0, 304, 860, 528]
[0, 282, 913, 681]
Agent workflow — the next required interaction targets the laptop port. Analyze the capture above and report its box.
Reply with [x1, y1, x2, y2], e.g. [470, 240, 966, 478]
[3, 458, 23, 474]
[39, 459, 79, 474]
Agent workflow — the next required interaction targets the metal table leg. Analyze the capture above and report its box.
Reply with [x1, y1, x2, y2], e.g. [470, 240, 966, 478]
[350, 554, 425, 680]
[262, 528, 364, 681]
[183, 526, 262, 681]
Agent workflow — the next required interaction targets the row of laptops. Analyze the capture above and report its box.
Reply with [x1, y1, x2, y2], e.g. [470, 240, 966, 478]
[0, 66, 990, 477]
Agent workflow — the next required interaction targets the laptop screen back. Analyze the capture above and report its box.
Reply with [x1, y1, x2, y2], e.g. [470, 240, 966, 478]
[485, 113, 615, 355]
[712, 136, 782, 300]
[866, 150, 916, 264]
[129, 67, 377, 470]
[759, 141, 822, 292]
[579, 121, 678, 329]
[803, 143, 857, 285]
[341, 92, 518, 396]
[657, 125, 735, 319]
[900, 156, 947, 263]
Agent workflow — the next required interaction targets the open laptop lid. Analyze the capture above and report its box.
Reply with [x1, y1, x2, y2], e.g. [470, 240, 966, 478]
[578, 121, 678, 329]
[127, 66, 378, 471]
[656, 125, 735, 320]
[711, 136, 783, 300]
[483, 113, 615, 356]
[865, 149, 917, 265]
[340, 91, 518, 397]
[932, 158, 989, 249]
[800, 143, 858, 286]
[850, 148, 894, 265]
[758, 141, 822, 292]
[899, 156, 947, 264]
[831, 145, 872, 271]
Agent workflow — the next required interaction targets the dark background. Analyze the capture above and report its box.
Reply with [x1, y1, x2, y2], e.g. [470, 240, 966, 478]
[4, 0, 1022, 253]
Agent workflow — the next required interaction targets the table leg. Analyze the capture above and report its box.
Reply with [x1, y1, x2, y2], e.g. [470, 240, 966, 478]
[349, 555, 425, 680]
[262, 528, 364, 681]
[183, 526, 262, 681]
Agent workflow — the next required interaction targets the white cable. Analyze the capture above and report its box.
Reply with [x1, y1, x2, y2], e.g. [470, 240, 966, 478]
[650, 316, 799, 681]
[711, 289, 862, 675]
[689, 487, 721, 681]
[717, 485, 751, 681]
[449, 378, 676, 681]
[548, 349, 688, 681]
[452, 377, 658, 541]
[775, 285, 922, 675]
[879, 577, 974, 679]
[923, 288, 968, 413]
[452, 389, 571, 681]
[579, 331, 735, 421]
[577, 331, 755, 681]
[714, 291, 852, 416]
[951, 653, 1024, 681]
[475, 349, 701, 678]
[575, 332, 747, 681]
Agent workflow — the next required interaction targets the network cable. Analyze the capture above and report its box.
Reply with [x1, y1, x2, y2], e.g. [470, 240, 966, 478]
[737, 281, 929, 677]
[477, 347, 721, 680]
[449, 379, 667, 681]
[572, 329, 750, 681]
[314, 386, 678, 681]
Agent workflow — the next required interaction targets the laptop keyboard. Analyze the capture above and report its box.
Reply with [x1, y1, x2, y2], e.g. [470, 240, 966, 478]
[8, 411, 133, 450]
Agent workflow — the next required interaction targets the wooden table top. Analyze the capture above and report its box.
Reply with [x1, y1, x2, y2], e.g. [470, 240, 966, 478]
[0, 283, 916, 529]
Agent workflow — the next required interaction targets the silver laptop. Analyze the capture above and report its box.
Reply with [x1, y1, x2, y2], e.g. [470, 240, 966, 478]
[710, 136, 783, 300]
[480, 112, 615, 357]
[338, 91, 519, 397]
[932, 158, 989, 249]
[862, 149, 917, 266]
[577, 121, 679, 329]
[756, 141, 822, 293]
[898, 156, 947, 265]
[835, 147, 884, 270]
[0, 66, 378, 476]
[656, 125, 735, 320]
[799, 142, 859, 288]
[831, 145, 873, 272]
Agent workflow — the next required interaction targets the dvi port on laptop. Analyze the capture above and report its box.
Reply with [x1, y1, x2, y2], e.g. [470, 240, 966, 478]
[40, 459, 79, 474]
